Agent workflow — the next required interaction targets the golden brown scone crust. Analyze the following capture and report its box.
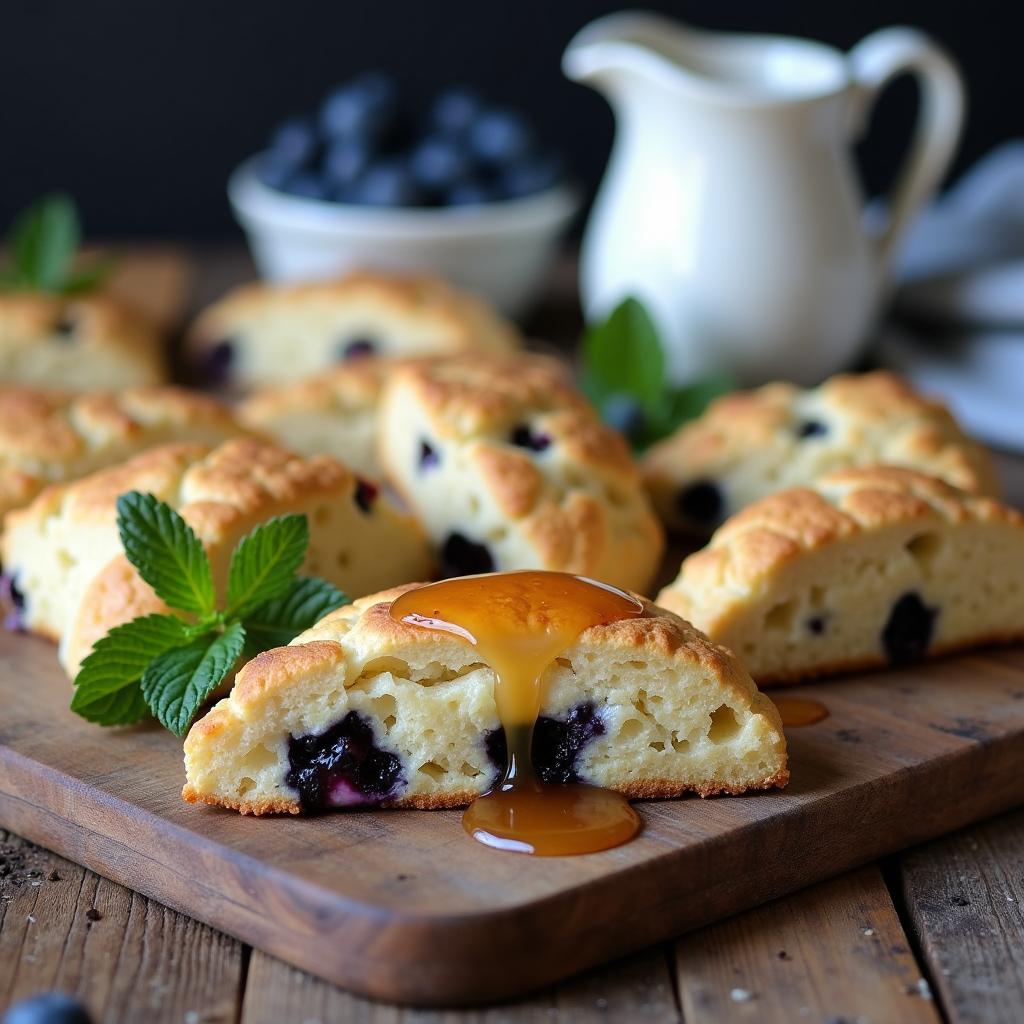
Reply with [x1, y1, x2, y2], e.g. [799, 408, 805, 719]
[643, 371, 1000, 533]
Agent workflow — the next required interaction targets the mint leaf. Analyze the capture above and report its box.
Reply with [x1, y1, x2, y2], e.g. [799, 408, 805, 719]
[581, 297, 664, 414]
[71, 614, 192, 726]
[9, 194, 80, 293]
[227, 514, 309, 618]
[141, 621, 246, 737]
[641, 373, 735, 447]
[117, 492, 215, 616]
[243, 576, 349, 655]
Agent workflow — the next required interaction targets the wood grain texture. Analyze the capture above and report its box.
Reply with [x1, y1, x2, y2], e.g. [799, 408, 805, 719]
[900, 808, 1024, 1023]
[674, 865, 939, 1022]
[2, 630, 1024, 1005]
[0, 829, 243, 1022]
[241, 946, 679, 1024]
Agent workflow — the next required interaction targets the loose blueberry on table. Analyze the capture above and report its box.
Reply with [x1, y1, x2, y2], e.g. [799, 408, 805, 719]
[256, 73, 567, 208]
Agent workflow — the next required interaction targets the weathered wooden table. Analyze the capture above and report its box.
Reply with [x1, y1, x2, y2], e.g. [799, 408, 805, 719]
[2, 248, 1023, 1023]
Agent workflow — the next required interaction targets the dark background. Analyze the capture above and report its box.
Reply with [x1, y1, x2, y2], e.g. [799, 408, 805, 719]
[2, 0, 1018, 239]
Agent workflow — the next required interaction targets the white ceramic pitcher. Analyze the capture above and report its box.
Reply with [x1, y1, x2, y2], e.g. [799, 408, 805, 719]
[563, 13, 965, 385]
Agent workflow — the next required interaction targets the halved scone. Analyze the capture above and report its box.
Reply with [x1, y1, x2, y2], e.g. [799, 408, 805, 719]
[238, 358, 395, 477]
[657, 467, 1024, 684]
[186, 271, 520, 391]
[378, 353, 665, 593]
[49, 439, 432, 675]
[642, 372, 999, 536]
[182, 585, 788, 815]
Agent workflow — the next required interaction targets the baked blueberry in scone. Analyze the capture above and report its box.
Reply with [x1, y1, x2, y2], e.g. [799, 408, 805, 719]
[181, 586, 788, 814]
[657, 467, 1024, 685]
[238, 358, 395, 478]
[44, 438, 432, 676]
[0, 292, 166, 391]
[185, 271, 521, 391]
[642, 372, 999, 536]
[0, 385, 241, 524]
[377, 354, 665, 593]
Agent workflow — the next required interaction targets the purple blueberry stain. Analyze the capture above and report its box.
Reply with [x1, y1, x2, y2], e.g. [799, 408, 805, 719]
[286, 710, 404, 812]
[676, 480, 724, 529]
[440, 533, 494, 578]
[418, 439, 439, 471]
[796, 419, 828, 439]
[354, 477, 378, 514]
[1, 571, 26, 632]
[485, 703, 606, 784]
[201, 337, 235, 386]
[510, 424, 551, 453]
[337, 337, 377, 361]
[882, 592, 937, 665]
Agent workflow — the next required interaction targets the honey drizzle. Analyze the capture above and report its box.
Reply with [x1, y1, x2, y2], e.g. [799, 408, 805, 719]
[772, 695, 829, 727]
[390, 571, 645, 855]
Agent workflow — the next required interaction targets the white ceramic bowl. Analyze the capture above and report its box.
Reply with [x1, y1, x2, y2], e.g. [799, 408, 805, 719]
[229, 157, 581, 318]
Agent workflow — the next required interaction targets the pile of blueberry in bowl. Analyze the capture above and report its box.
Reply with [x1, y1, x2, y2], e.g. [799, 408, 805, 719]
[230, 72, 580, 316]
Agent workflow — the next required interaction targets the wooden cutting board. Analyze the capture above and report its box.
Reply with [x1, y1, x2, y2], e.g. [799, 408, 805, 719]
[1, 631, 1023, 1005]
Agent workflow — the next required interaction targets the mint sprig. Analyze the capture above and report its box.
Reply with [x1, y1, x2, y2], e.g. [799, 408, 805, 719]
[581, 296, 734, 449]
[0, 194, 114, 295]
[72, 493, 350, 736]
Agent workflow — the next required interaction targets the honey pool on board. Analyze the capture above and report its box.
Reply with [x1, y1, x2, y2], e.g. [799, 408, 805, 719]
[389, 571, 645, 855]
[772, 695, 829, 727]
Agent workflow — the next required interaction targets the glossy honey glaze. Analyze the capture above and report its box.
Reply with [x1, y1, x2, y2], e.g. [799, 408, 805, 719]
[772, 695, 829, 727]
[389, 571, 645, 855]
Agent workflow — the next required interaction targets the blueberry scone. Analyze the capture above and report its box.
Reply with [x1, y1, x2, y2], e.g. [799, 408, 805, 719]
[182, 585, 788, 814]
[378, 354, 665, 592]
[31, 438, 432, 675]
[0, 385, 241, 523]
[657, 467, 1024, 684]
[643, 372, 999, 535]
[238, 358, 394, 478]
[186, 271, 521, 391]
[0, 292, 166, 391]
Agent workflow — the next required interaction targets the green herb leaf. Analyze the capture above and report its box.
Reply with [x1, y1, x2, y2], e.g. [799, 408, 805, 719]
[581, 297, 664, 414]
[141, 621, 246, 737]
[62, 256, 116, 295]
[243, 576, 349, 656]
[8, 194, 81, 292]
[116, 492, 215, 616]
[71, 614, 193, 726]
[227, 514, 309, 618]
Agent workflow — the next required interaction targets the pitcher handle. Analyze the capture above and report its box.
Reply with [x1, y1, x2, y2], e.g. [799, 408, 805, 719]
[849, 27, 965, 272]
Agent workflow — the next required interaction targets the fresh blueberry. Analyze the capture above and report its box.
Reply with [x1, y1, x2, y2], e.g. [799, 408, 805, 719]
[796, 419, 828, 439]
[268, 117, 318, 170]
[602, 394, 646, 439]
[1, 571, 26, 633]
[354, 478, 378, 514]
[440, 533, 494, 577]
[409, 136, 472, 194]
[882, 592, 937, 665]
[430, 87, 484, 136]
[496, 154, 563, 199]
[510, 424, 551, 453]
[287, 711, 403, 811]
[319, 72, 398, 143]
[323, 138, 372, 191]
[676, 480, 724, 529]
[283, 173, 329, 201]
[257, 150, 295, 191]
[336, 337, 377, 361]
[347, 160, 423, 207]
[485, 702, 605, 784]
[444, 179, 495, 207]
[807, 615, 828, 635]
[3, 992, 93, 1024]
[201, 338, 234, 387]
[418, 439, 439, 471]
[469, 108, 535, 165]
